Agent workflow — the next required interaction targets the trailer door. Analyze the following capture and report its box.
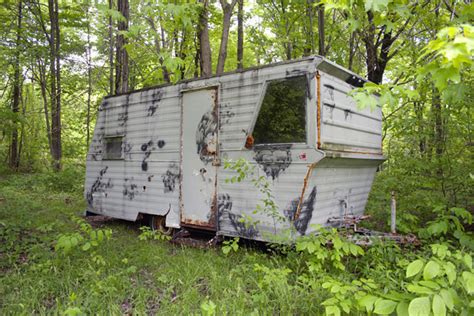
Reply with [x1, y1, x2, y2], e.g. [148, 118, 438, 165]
[181, 87, 219, 230]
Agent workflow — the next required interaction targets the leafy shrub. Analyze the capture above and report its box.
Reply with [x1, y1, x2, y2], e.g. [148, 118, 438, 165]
[55, 216, 112, 254]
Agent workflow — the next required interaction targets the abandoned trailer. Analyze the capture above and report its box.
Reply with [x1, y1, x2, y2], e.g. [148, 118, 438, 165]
[84, 56, 384, 242]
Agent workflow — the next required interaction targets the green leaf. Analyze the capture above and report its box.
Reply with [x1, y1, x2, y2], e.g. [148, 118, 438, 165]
[462, 271, 474, 294]
[464, 254, 472, 269]
[358, 294, 378, 312]
[82, 242, 91, 251]
[408, 297, 431, 316]
[373, 299, 397, 315]
[364, 0, 389, 12]
[418, 280, 440, 290]
[439, 289, 454, 311]
[432, 294, 446, 316]
[406, 260, 424, 278]
[444, 262, 456, 285]
[396, 301, 409, 316]
[423, 261, 440, 280]
[407, 284, 434, 295]
[325, 305, 341, 316]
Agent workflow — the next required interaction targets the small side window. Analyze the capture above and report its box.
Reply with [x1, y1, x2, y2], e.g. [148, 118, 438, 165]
[103, 136, 123, 160]
[253, 76, 307, 144]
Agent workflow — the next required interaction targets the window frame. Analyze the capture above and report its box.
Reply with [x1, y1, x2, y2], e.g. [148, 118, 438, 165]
[102, 135, 124, 160]
[249, 75, 309, 146]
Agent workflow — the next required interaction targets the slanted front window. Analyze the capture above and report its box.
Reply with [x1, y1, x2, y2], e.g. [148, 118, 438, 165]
[253, 76, 307, 144]
[103, 136, 123, 160]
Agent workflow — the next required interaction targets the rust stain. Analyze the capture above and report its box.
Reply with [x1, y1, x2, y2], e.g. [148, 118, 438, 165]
[316, 71, 322, 149]
[181, 219, 216, 231]
[294, 162, 317, 221]
[245, 134, 254, 149]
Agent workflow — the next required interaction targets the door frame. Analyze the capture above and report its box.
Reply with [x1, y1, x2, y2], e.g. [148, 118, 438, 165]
[179, 85, 220, 230]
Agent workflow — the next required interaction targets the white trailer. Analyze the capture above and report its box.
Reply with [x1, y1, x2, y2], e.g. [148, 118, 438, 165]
[85, 56, 384, 241]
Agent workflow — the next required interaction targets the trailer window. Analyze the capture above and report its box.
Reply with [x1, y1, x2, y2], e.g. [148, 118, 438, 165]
[103, 136, 123, 160]
[253, 76, 307, 144]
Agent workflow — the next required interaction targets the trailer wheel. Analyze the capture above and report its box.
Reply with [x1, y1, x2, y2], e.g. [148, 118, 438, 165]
[148, 215, 174, 236]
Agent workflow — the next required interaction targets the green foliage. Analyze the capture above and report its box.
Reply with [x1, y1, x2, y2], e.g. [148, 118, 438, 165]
[55, 216, 112, 255]
[419, 24, 474, 92]
[222, 237, 240, 255]
[137, 226, 171, 241]
[200, 299, 217, 316]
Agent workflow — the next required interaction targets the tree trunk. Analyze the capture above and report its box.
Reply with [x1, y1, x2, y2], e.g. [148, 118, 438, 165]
[237, 0, 243, 69]
[159, 20, 171, 82]
[37, 59, 53, 156]
[317, 2, 325, 56]
[146, 15, 170, 83]
[108, 0, 114, 95]
[115, 0, 129, 94]
[348, 31, 355, 71]
[281, 3, 292, 60]
[304, 0, 314, 56]
[86, 6, 92, 148]
[198, 0, 212, 77]
[10, 0, 22, 170]
[217, 0, 238, 75]
[48, 0, 61, 170]
[432, 87, 444, 160]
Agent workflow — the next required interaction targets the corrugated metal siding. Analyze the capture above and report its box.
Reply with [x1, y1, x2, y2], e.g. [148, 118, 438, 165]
[319, 72, 382, 153]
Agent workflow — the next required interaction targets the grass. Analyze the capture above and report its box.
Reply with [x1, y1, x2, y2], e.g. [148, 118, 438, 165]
[2, 168, 471, 315]
[0, 169, 307, 315]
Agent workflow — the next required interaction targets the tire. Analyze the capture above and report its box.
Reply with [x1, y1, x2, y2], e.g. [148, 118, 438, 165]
[148, 215, 174, 236]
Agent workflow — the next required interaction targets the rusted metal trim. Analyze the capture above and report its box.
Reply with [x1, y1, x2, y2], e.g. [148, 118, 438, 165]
[316, 71, 322, 149]
[180, 220, 216, 231]
[211, 87, 219, 230]
[294, 161, 318, 221]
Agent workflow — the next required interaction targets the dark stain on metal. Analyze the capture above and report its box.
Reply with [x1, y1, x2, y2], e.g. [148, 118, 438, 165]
[147, 175, 154, 182]
[123, 141, 133, 160]
[86, 166, 113, 207]
[123, 178, 139, 200]
[162, 163, 180, 193]
[157, 140, 166, 148]
[118, 95, 130, 127]
[284, 186, 317, 235]
[216, 193, 258, 238]
[196, 110, 218, 164]
[147, 90, 162, 116]
[228, 213, 259, 238]
[344, 109, 352, 120]
[220, 103, 235, 126]
[285, 69, 306, 78]
[141, 140, 153, 172]
[253, 144, 292, 180]
[217, 193, 233, 216]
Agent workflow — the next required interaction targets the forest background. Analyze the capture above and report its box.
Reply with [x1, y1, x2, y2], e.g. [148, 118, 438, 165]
[0, 0, 473, 314]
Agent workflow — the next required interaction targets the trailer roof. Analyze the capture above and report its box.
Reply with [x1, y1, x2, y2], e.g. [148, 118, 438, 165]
[105, 56, 367, 99]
